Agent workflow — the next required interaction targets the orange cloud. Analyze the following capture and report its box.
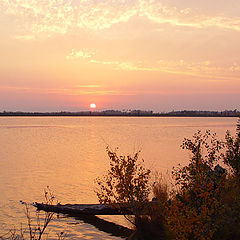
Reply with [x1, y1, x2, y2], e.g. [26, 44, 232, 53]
[2, 0, 240, 40]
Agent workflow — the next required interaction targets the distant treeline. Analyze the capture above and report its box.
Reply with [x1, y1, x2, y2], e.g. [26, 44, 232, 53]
[0, 109, 239, 117]
[0, 109, 240, 117]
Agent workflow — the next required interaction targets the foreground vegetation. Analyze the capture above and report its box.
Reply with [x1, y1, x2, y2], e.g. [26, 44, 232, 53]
[0, 187, 65, 240]
[97, 118, 240, 240]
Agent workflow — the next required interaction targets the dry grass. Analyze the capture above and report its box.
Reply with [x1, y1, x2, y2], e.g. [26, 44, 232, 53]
[0, 187, 65, 240]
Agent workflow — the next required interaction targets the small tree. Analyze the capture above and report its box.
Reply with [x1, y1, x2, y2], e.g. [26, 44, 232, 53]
[95, 147, 151, 223]
[169, 130, 226, 240]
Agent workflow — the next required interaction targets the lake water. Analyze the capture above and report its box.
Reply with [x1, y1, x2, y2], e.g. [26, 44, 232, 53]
[0, 117, 238, 239]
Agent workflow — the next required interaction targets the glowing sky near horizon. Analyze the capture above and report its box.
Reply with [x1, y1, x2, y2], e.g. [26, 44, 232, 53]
[0, 0, 240, 111]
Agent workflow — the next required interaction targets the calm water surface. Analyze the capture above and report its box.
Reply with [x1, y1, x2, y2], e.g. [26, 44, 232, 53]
[0, 117, 238, 239]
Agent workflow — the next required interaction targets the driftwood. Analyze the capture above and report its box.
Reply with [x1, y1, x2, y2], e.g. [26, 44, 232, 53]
[34, 203, 134, 215]
[33, 203, 134, 238]
[34, 202, 157, 238]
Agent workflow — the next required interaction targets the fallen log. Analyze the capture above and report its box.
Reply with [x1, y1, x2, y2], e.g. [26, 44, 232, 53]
[34, 202, 134, 215]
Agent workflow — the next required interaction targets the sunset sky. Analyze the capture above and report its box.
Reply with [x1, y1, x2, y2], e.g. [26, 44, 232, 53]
[0, 0, 240, 112]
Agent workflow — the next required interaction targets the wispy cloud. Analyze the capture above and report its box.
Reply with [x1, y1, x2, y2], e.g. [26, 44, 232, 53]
[14, 35, 35, 40]
[66, 48, 240, 80]
[76, 85, 102, 88]
[1, 0, 240, 40]
[66, 49, 96, 60]
[139, 0, 240, 31]
[0, 85, 135, 96]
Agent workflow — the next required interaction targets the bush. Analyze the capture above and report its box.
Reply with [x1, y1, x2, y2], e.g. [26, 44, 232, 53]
[215, 118, 240, 239]
[138, 118, 240, 240]
[166, 130, 226, 240]
[95, 147, 151, 224]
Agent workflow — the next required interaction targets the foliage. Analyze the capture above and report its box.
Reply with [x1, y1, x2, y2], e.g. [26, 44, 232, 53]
[96, 121, 240, 239]
[172, 130, 224, 189]
[214, 118, 240, 239]
[166, 130, 226, 240]
[223, 118, 240, 178]
[214, 175, 240, 240]
[95, 147, 151, 220]
[96, 120, 240, 239]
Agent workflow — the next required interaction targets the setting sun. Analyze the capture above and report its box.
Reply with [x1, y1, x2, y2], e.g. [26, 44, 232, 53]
[90, 103, 96, 109]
